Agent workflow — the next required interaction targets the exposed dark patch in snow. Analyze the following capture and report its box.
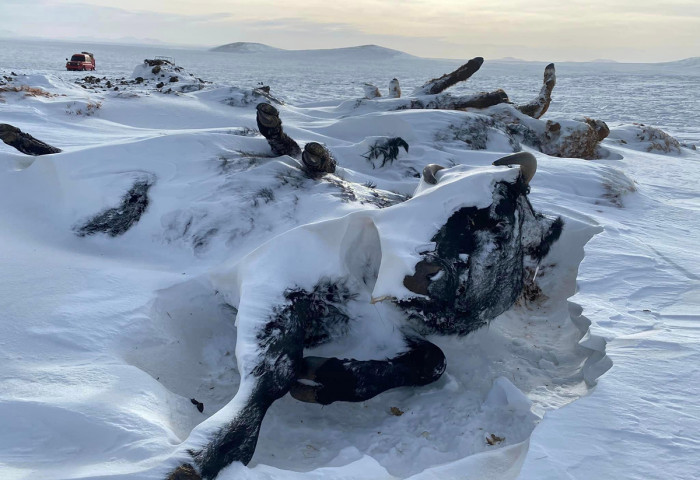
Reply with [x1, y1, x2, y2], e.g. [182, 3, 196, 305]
[75, 176, 154, 237]
[361, 137, 409, 168]
[228, 127, 260, 137]
[223, 87, 284, 107]
[278, 277, 358, 348]
[252, 188, 275, 207]
[324, 177, 409, 208]
[436, 116, 520, 152]
[608, 123, 683, 155]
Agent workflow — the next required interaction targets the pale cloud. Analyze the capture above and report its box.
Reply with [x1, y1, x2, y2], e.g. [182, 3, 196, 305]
[1, 0, 698, 61]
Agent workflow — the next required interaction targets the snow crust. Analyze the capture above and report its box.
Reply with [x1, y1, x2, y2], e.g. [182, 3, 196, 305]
[1, 54, 698, 480]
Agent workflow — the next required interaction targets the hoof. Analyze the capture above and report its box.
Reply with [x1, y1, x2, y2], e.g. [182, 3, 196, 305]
[289, 357, 346, 405]
[302, 142, 336, 174]
[256, 103, 281, 128]
[290, 381, 323, 404]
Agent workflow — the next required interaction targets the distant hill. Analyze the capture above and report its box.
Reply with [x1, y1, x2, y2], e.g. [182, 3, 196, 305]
[493, 56, 527, 63]
[210, 42, 416, 60]
[303, 44, 416, 59]
[210, 42, 283, 54]
[658, 57, 700, 68]
[210, 44, 699, 68]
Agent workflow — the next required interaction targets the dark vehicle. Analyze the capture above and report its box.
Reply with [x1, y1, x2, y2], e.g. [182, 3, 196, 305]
[66, 52, 95, 71]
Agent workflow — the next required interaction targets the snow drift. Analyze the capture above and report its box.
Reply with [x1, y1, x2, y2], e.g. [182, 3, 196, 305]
[2, 53, 696, 480]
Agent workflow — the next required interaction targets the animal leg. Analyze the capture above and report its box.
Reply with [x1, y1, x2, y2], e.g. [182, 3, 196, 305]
[289, 337, 446, 405]
[516, 63, 556, 119]
[414, 56, 484, 95]
[255, 103, 301, 157]
[169, 304, 307, 479]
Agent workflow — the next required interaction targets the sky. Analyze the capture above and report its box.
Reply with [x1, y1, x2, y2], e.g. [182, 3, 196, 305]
[0, 0, 698, 62]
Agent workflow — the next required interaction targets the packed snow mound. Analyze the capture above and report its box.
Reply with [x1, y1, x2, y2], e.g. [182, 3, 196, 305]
[608, 123, 683, 154]
[131, 59, 205, 93]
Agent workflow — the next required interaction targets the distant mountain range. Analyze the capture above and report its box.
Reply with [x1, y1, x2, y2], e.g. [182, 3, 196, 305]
[495, 57, 618, 64]
[210, 42, 417, 59]
[210, 43, 699, 68]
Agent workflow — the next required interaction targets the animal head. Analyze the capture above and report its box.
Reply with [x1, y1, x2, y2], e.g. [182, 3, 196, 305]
[399, 152, 563, 334]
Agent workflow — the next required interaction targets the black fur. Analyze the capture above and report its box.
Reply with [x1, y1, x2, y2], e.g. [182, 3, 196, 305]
[192, 291, 308, 478]
[361, 137, 409, 168]
[290, 337, 446, 405]
[400, 176, 562, 335]
[255, 103, 301, 158]
[281, 278, 357, 348]
[76, 177, 153, 237]
[173, 172, 562, 479]
[0, 123, 62, 156]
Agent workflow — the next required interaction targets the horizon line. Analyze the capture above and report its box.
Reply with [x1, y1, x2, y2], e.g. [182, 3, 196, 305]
[1, 35, 697, 65]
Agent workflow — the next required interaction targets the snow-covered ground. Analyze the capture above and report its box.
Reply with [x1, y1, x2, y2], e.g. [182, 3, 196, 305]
[1, 48, 699, 480]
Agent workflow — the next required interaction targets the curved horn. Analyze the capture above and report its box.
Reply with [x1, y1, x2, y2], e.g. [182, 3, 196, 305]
[492, 151, 537, 184]
[422, 164, 445, 185]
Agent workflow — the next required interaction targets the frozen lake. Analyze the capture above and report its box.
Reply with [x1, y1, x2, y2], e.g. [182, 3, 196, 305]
[1, 38, 698, 143]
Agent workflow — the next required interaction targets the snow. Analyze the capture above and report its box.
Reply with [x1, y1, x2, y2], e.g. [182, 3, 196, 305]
[1, 46, 699, 480]
[518, 144, 700, 480]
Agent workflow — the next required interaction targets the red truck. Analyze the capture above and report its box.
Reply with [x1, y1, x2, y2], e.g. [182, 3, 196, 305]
[66, 52, 96, 71]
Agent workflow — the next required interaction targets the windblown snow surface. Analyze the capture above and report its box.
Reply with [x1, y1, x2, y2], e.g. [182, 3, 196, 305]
[1, 52, 699, 480]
